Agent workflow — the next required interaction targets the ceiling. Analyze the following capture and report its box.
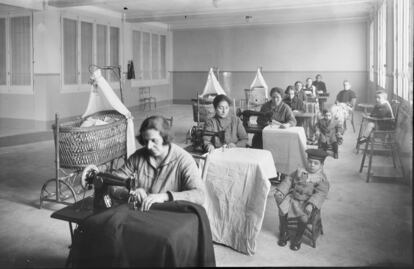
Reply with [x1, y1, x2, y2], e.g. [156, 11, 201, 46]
[1, 0, 380, 29]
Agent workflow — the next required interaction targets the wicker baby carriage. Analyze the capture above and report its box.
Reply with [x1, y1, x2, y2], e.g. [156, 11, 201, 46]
[192, 96, 216, 123]
[40, 110, 128, 208]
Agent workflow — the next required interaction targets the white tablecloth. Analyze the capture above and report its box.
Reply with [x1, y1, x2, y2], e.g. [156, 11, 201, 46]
[262, 126, 307, 175]
[202, 148, 276, 255]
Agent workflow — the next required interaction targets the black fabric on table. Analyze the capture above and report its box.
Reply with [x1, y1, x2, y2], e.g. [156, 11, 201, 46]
[72, 200, 216, 267]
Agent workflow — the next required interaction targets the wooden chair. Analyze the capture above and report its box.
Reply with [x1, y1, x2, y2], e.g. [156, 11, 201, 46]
[359, 100, 405, 182]
[287, 209, 324, 248]
[139, 87, 157, 111]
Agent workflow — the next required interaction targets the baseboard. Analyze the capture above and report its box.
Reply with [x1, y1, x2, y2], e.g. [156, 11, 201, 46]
[0, 99, 175, 147]
[0, 131, 53, 147]
[173, 99, 193, 105]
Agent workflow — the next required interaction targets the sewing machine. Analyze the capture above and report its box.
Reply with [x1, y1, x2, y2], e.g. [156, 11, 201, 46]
[81, 165, 135, 210]
[236, 109, 273, 134]
[186, 125, 226, 151]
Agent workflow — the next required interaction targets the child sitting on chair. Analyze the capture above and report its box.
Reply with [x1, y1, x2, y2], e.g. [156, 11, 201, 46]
[358, 90, 394, 145]
[274, 149, 330, 251]
[315, 109, 343, 159]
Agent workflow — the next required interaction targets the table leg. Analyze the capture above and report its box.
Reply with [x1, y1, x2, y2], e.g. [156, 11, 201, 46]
[65, 222, 74, 268]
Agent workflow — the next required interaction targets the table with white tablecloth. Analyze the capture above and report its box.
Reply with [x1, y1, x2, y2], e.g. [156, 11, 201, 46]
[201, 147, 277, 255]
[262, 125, 307, 175]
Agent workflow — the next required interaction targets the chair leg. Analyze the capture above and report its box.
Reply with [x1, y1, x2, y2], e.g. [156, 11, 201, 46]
[367, 139, 374, 183]
[351, 113, 355, 133]
[356, 119, 366, 154]
[359, 139, 369, 172]
[390, 143, 397, 168]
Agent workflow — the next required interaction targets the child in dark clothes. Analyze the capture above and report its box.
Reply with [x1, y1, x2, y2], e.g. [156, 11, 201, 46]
[315, 109, 343, 159]
[358, 90, 394, 144]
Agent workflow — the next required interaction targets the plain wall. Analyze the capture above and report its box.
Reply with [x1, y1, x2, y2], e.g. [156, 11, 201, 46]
[172, 20, 368, 107]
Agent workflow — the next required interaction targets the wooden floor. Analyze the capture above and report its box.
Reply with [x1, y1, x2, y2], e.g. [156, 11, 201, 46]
[0, 104, 412, 267]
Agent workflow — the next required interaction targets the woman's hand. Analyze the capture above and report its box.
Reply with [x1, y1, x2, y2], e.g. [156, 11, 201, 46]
[279, 123, 289, 129]
[227, 142, 236, 148]
[271, 119, 282, 126]
[129, 188, 148, 204]
[274, 190, 284, 204]
[305, 203, 314, 215]
[206, 144, 215, 153]
[140, 193, 169, 211]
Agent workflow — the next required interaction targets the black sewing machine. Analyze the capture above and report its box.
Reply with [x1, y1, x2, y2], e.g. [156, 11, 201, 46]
[81, 165, 135, 210]
[236, 109, 273, 134]
[186, 125, 225, 151]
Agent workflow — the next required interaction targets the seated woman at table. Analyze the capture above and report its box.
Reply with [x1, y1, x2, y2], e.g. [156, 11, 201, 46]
[298, 78, 317, 102]
[202, 94, 248, 153]
[315, 109, 343, 159]
[284, 85, 305, 127]
[284, 85, 305, 112]
[87, 115, 205, 211]
[274, 149, 330, 251]
[357, 90, 394, 145]
[331, 80, 356, 126]
[252, 87, 297, 148]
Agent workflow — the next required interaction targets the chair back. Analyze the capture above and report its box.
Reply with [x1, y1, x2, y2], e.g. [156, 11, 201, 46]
[390, 100, 401, 124]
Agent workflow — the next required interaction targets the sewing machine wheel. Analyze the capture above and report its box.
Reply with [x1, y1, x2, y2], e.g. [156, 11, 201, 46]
[81, 164, 99, 189]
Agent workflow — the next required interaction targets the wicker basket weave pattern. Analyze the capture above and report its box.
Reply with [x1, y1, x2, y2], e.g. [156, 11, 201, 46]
[192, 99, 215, 122]
[54, 111, 127, 169]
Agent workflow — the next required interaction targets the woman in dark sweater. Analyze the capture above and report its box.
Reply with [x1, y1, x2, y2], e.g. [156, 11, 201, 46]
[252, 87, 297, 148]
[202, 94, 248, 153]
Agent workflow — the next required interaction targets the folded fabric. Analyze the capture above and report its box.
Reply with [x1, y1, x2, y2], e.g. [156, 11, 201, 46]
[72, 201, 216, 267]
[80, 117, 109, 128]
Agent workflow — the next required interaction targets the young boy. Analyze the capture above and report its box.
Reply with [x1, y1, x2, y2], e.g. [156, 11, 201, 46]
[274, 149, 330, 251]
[315, 109, 344, 159]
[358, 90, 394, 144]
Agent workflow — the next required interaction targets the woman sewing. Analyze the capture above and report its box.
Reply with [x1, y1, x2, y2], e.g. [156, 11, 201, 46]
[202, 94, 248, 153]
[252, 87, 297, 148]
[86, 115, 205, 211]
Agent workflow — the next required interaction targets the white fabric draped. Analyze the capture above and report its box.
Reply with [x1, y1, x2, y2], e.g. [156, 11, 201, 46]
[82, 69, 136, 158]
[200, 68, 226, 98]
[250, 68, 269, 99]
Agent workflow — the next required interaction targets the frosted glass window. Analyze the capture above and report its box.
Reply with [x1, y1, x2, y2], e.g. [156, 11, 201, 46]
[0, 18, 6, 85]
[132, 30, 141, 79]
[63, 18, 78, 84]
[109, 26, 119, 81]
[96, 24, 107, 79]
[393, 0, 412, 101]
[377, 2, 386, 88]
[81, 21, 93, 84]
[131, 29, 167, 83]
[160, 35, 166, 79]
[142, 32, 151, 80]
[10, 16, 30, 86]
[151, 34, 159, 80]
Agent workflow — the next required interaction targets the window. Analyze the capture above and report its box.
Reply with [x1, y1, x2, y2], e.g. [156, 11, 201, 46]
[0, 14, 32, 94]
[377, 1, 387, 88]
[393, 0, 413, 102]
[96, 24, 107, 79]
[61, 15, 120, 92]
[132, 28, 168, 86]
[369, 21, 374, 82]
[109, 26, 119, 82]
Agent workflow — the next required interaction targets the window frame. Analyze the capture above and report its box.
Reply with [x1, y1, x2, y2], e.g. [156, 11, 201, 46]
[377, 0, 387, 88]
[392, 0, 412, 102]
[130, 25, 169, 88]
[0, 12, 33, 95]
[60, 13, 121, 93]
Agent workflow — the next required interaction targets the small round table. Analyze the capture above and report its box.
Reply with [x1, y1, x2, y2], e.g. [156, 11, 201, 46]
[357, 103, 374, 114]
